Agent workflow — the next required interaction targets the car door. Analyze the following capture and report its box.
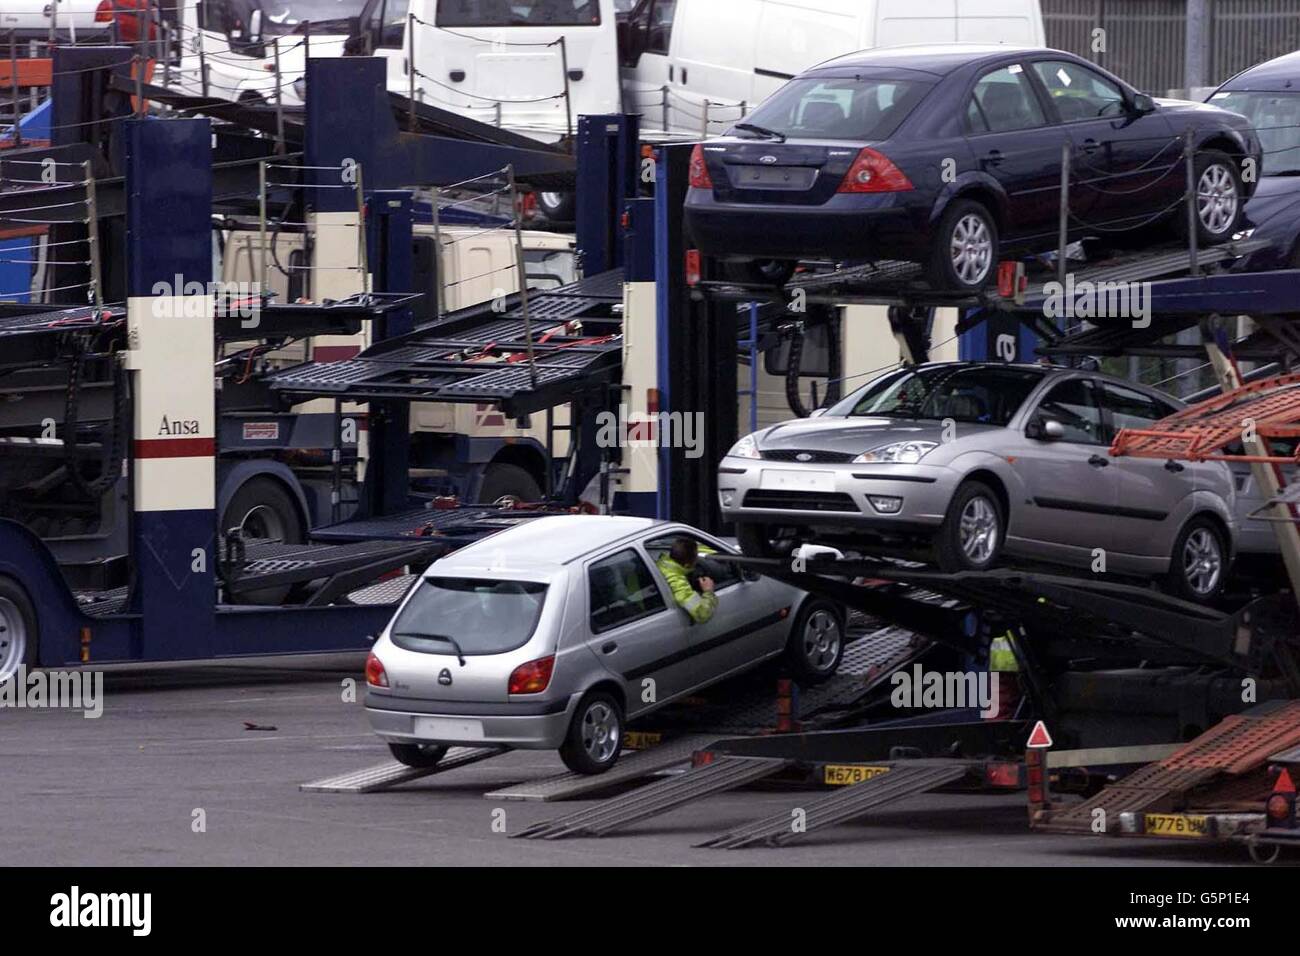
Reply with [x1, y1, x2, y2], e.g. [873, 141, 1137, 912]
[964, 61, 1067, 246]
[1028, 58, 1178, 231]
[1003, 376, 1118, 560]
[645, 530, 790, 686]
[584, 546, 688, 718]
[1099, 381, 1196, 561]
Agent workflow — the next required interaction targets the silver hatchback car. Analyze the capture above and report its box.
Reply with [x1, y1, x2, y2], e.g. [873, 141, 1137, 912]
[365, 515, 845, 774]
[718, 363, 1238, 603]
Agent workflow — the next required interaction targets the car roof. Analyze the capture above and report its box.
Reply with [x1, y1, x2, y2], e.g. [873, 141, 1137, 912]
[815, 43, 1043, 78]
[432, 514, 667, 572]
[1215, 50, 1300, 92]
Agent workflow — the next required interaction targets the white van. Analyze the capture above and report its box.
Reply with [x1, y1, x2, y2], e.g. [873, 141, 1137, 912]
[619, 0, 1046, 135]
[1, 0, 110, 42]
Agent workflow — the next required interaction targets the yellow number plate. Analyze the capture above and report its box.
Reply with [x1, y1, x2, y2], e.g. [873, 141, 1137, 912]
[622, 731, 663, 751]
[823, 765, 890, 786]
[1145, 813, 1210, 838]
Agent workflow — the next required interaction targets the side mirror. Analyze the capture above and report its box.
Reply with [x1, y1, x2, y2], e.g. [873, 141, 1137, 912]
[1027, 417, 1065, 441]
[809, 407, 828, 419]
[248, 9, 263, 42]
[1130, 93, 1156, 115]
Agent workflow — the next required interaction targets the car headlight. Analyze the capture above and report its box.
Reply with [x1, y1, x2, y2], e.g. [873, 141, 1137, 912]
[854, 440, 938, 464]
[727, 434, 761, 459]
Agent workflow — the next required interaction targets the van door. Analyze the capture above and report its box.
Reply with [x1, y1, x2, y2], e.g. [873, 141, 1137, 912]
[751, 0, 862, 106]
[956, 0, 1041, 44]
[668, 0, 759, 136]
[876, 0, 956, 47]
[620, 0, 680, 133]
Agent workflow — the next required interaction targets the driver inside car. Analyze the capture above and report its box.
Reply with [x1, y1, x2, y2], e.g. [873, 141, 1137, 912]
[656, 538, 719, 625]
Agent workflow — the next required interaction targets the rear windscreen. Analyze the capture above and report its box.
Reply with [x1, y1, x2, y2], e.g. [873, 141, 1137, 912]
[736, 77, 931, 141]
[390, 578, 549, 655]
[436, 0, 601, 27]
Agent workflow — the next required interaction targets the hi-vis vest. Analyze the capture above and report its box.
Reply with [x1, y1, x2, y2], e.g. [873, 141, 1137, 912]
[989, 633, 1020, 672]
[656, 554, 718, 624]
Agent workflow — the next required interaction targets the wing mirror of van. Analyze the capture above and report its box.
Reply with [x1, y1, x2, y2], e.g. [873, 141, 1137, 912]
[248, 9, 264, 43]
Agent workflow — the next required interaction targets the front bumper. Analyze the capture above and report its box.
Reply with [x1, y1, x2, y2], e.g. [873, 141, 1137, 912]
[717, 456, 955, 535]
[365, 691, 580, 750]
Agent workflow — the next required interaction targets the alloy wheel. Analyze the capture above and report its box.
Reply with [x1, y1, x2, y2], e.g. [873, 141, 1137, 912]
[581, 701, 620, 764]
[950, 213, 993, 286]
[801, 610, 842, 673]
[0, 597, 28, 681]
[959, 496, 999, 565]
[1182, 527, 1223, 596]
[1197, 164, 1238, 235]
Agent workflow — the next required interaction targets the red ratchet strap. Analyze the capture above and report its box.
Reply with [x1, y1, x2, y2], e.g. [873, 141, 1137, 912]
[504, 335, 616, 364]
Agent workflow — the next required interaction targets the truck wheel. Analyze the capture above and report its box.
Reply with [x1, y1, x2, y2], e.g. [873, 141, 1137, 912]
[559, 691, 624, 775]
[478, 463, 543, 504]
[221, 477, 305, 605]
[538, 191, 576, 223]
[934, 480, 1004, 572]
[785, 599, 844, 686]
[0, 576, 38, 681]
[388, 743, 449, 769]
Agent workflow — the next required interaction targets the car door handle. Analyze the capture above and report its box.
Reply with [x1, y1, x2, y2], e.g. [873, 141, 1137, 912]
[1081, 138, 1101, 153]
[601, 641, 618, 654]
[1088, 454, 1110, 468]
[1164, 460, 1186, 473]
[983, 149, 1003, 167]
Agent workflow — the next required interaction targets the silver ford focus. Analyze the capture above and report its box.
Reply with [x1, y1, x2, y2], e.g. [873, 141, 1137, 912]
[718, 363, 1238, 603]
[365, 515, 845, 774]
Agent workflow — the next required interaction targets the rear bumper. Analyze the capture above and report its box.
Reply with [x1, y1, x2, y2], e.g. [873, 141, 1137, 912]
[365, 692, 580, 750]
[684, 191, 929, 262]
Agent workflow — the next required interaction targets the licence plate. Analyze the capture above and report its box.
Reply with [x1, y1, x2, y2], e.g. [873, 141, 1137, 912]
[760, 469, 835, 493]
[1144, 813, 1210, 838]
[731, 166, 817, 189]
[823, 764, 890, 786]
[623, 731, 663, 751]
[412, 716, 485, 741]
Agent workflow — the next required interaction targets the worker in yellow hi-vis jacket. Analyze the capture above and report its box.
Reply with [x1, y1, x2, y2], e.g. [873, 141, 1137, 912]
[656, 538, 718, 624]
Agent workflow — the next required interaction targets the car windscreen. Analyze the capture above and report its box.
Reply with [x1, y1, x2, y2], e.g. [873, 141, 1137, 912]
[829, 366, 1045, 426]
[248, 0, 370, 36]
[732, 76, 932, 141]
[436, 0, 601, 27]
[389, 578, 549, 655]
[1209, 90, 1300, 175]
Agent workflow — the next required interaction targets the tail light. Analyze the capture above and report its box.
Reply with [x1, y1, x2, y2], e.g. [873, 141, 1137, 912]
[684, 248, 702, 286]
[508, 655, 555, 695]
[94, 1, 114, 23]
[837, 147, 913, 193]
[364, 652, 389, 688]
[1267, 768, 1296, 828]
[688, 144, 714, 189]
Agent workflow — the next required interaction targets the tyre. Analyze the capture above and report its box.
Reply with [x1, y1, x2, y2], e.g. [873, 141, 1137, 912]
[784, 599, 845, 686]
[736, 521, 798, 560]
[537, 191, 576, 223]
[388, 742, 449, 769]
[933, 480, 1005, 572]
[1175, 149, 1244, 246]
[928, 198, 998, 291]
[478, 462, 543, 504]
[1164, 516, 1227, 604]
[220, 477, 305, 605]
[723, 258, 797, 286]
[0, 576, 38, 681]
[559, 690, 624, 775]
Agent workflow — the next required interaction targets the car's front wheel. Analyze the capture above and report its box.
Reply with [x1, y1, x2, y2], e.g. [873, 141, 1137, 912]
[785, 599, 845, 686]
[929, 199, 999, 291]
[388, 742, 449, 768]
[1165, 516, 1227, 604]
[559, 690, 624, 775]
[934, 480, 1005, 572]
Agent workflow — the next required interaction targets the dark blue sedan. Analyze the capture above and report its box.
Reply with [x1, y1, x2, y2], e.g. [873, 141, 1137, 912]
[685, 45, 1261, 291]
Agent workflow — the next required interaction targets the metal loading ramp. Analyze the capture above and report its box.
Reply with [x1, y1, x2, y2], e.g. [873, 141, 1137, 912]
[300, 747, 508, 794]
[513, 757, 792, 840]
[1037, 700, 1300, 834]
[698, 761, 973, 850]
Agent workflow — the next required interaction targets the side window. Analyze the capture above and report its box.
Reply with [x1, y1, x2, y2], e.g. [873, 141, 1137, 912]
[1034, 379, 1104, 445]
[379, 0, 410, 49]
[1102, 383, 1174, 441]
[965, 95, 989, 133]
[646, 535, 741, 590]
[1031, 60, 1126, 122]
[970, 64, 1047, 133]
[646, 0, 677, 55]
[589, 549, 667, 633]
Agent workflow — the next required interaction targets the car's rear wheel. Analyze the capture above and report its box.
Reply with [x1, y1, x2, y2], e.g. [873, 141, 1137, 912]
[1165, 516, 1227, 604]
[388, 742, 449, 768]
[934, 480, 1005, 572]
[929, 199, 998, 291]
[784, 599, 845, 686]
[560, 690, 624, 775]
[1175, 150, 1243, 245]
[724, 258, 796, 286]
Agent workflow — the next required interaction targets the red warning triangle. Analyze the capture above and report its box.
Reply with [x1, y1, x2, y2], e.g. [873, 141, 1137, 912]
[1276, 768, 1297, 794]
[1026, 721, 1054, 749]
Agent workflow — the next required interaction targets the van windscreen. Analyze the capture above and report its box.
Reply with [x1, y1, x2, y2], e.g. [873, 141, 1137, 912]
[390, 578, 549, 656]
[436, 0, 601, 28]
[736, 77, 931, 141]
